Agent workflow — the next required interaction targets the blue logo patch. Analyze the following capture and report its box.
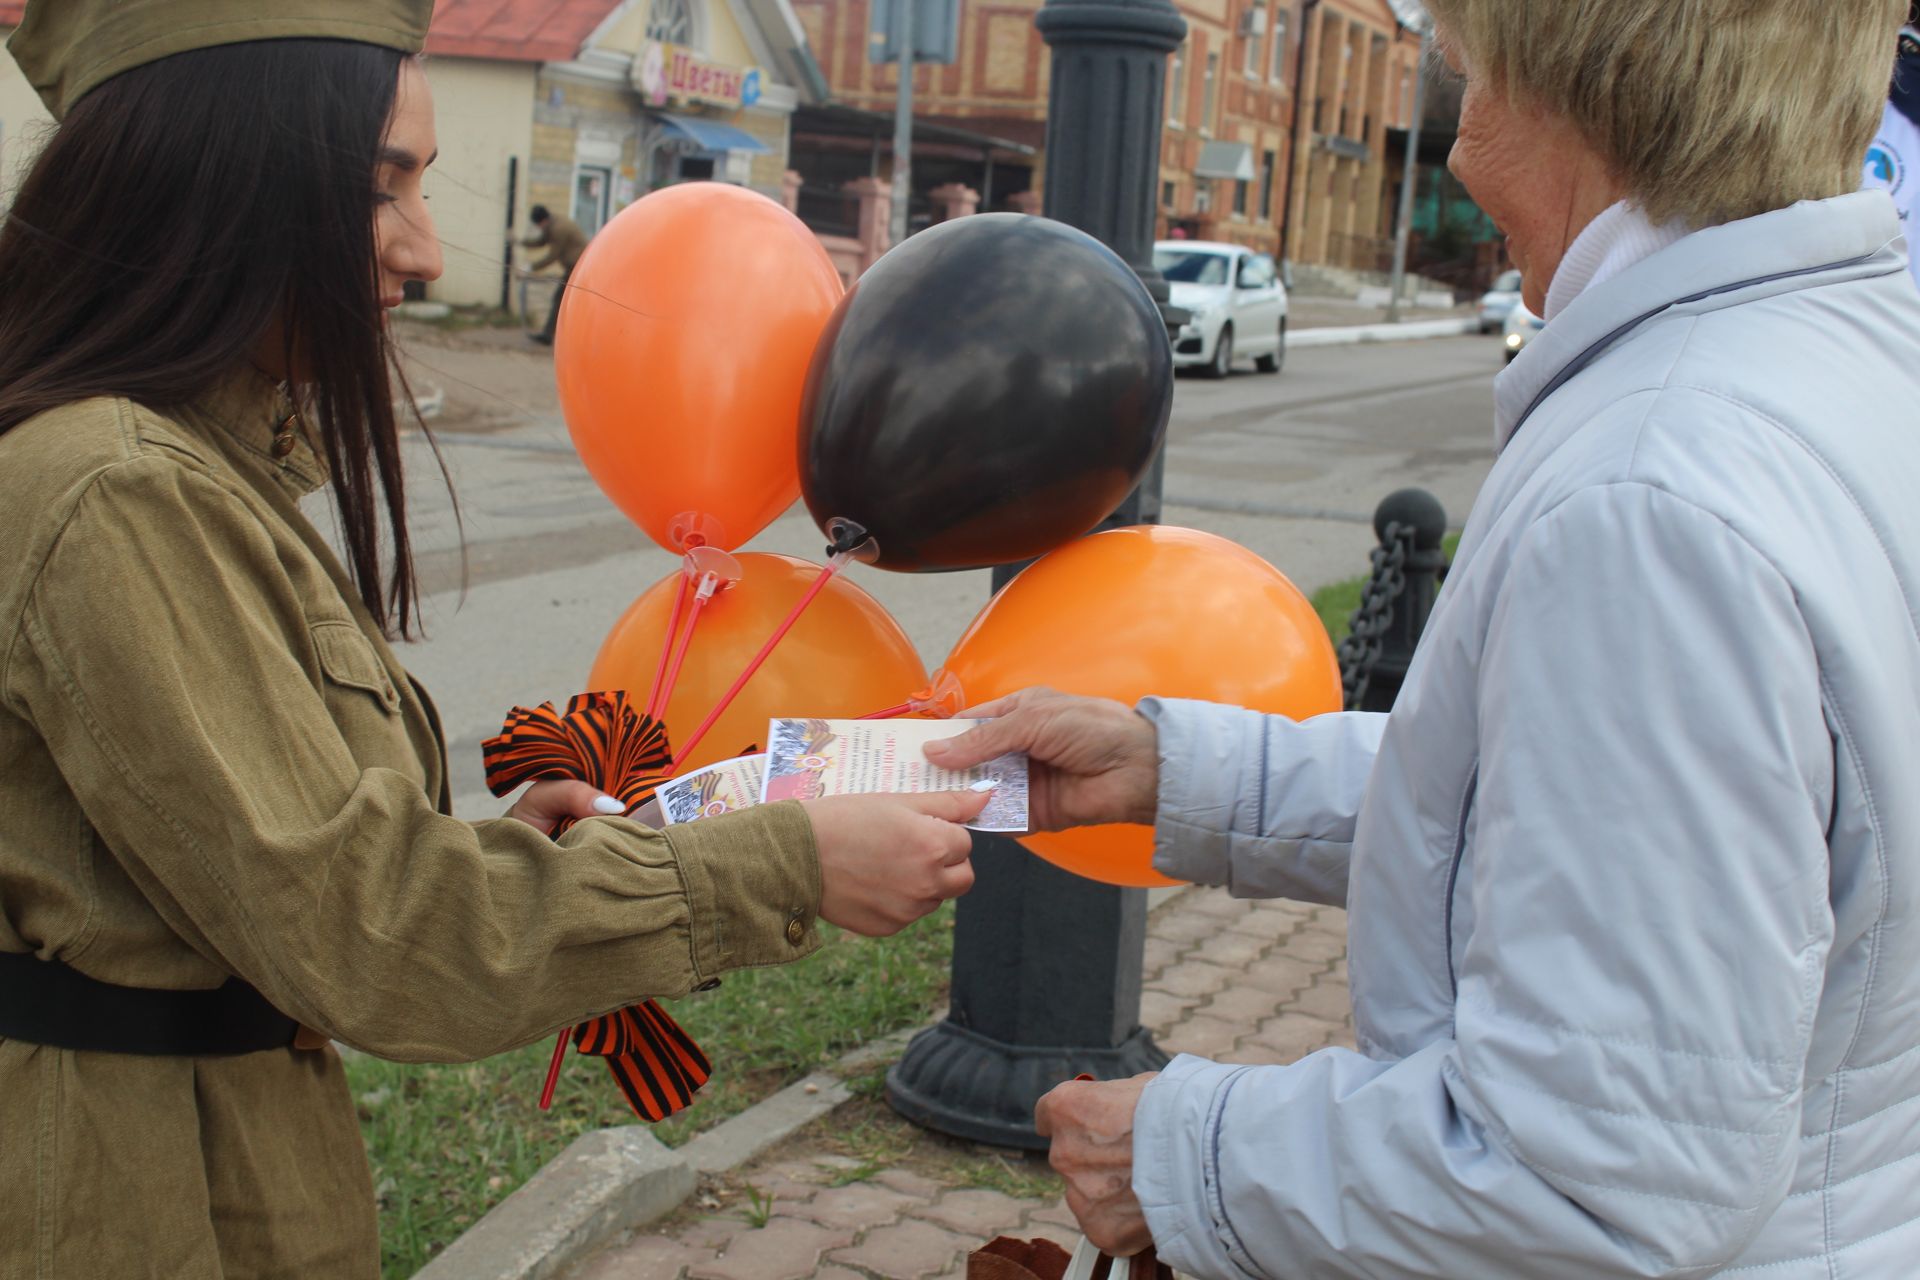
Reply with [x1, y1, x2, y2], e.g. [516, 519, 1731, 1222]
[1867, 142, 1905, 195]
[742, 69, 763, 108]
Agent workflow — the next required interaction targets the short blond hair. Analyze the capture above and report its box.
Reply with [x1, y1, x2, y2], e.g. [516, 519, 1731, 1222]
[1424, 0, 1906, 227]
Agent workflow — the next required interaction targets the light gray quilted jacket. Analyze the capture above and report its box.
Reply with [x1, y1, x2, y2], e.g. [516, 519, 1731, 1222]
[1132, 192, 1920, 1279]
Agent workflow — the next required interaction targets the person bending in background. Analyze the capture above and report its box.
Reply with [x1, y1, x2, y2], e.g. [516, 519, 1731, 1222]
[523, 202, 590, 345]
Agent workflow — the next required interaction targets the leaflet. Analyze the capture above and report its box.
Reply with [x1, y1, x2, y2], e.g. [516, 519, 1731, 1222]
[761, 718, 1029, 833]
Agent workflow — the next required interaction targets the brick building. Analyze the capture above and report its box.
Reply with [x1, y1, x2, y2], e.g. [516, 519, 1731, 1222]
[794, 0, 1428, 267]
[788, 0, 1047, 231]
[1279, 0, 1427, 273]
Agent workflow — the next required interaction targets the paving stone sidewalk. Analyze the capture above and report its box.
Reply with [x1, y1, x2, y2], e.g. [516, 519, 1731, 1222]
[568, 888, 1355, 1280]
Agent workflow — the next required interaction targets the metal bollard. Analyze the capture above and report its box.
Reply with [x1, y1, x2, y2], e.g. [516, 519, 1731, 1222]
[883, 0, 1186, 1152]
[1339, 488, 1449, 712]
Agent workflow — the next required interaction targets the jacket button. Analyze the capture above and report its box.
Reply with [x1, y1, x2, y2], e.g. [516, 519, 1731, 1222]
[785, 913, 807, 947]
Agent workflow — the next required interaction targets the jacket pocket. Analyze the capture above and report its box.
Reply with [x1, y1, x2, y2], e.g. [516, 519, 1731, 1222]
[311, 620, 401, 714]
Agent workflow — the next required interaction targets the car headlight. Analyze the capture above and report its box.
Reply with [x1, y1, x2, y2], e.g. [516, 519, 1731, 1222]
[1505, 332, 1524, 349]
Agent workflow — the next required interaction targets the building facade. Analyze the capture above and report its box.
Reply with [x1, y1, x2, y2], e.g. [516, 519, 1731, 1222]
[427, 0, 822, 306]
[1158, 0, 1307, 255]
[794, 0, 1425, 267]
[1280, 0, 1426, 273]
[789, 0, 1046, 231]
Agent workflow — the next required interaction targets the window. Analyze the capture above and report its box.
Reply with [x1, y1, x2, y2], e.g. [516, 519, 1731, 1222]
[1196, 181, 1213, 214]
[1238, 255, 1275, 288]
[1259, 149, 1276, 221]
[1244, 23, 1262, 78]
[1202, 52, 1219, 132]
[1154, 248, 1231, 285]
[1168, 44, 1186, 125]
[1162, 179, 1177, 209]
[573, 165, 612, 235]
[1269, 11, 1290, 83]
[646, 0, 695, 45]
[1233, 179, 1249, 217]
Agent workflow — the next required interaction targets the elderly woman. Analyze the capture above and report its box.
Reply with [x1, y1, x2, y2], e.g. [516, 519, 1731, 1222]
[932, 0, 1920, 1275]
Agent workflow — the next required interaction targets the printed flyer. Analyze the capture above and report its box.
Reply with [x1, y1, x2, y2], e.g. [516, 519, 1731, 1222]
[760, 718, 1029, 833]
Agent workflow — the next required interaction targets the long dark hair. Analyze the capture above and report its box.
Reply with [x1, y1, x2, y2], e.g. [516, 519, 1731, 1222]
[0, 39, 434, 636]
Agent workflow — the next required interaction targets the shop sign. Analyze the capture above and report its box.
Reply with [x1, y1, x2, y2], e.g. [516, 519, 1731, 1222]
[635, 41, 763, 109]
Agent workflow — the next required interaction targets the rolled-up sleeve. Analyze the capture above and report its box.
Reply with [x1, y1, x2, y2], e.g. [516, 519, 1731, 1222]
[1140, 698, 1384, 905]
[1134, 483, 1833, 1278]
[8, 455, 822, 1061]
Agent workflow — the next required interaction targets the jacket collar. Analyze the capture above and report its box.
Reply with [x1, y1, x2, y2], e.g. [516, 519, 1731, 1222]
[176, 367, 329, 498]
[1491, 192, 1907, 452]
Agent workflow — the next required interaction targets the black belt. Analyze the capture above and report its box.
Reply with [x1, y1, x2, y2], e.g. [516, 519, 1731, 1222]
[0, 949, 297, 1056]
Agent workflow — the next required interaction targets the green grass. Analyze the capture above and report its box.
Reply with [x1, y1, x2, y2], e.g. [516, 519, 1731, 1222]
[411, 304, 525, 332]
[1314, 531, 1461, 646]
[348, 907, 956, 1277]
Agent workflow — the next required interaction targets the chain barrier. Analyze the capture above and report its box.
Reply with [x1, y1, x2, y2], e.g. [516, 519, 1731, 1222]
[1337, 520, 1412, 710]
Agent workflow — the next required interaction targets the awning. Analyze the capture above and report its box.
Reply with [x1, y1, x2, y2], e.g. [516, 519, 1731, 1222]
[792, 103, 1038, 156]
[1194, 140, 1256, 181]
[656, 112, 771, 155]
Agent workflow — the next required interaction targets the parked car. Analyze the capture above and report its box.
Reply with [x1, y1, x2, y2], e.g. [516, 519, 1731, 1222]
[1503, 298, 1545, 362]
[1153, 241, 1289, 377]
[1478, 268, 1524, 332]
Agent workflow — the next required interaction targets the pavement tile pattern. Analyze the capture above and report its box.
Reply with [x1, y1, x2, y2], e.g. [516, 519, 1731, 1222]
[572, 888, 1354, 1280]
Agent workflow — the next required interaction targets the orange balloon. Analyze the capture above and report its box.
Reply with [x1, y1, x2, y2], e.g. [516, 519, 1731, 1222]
[941, 526, 1342, 888]
[556, 184, 844, 553]
[589, 553, 929, 775]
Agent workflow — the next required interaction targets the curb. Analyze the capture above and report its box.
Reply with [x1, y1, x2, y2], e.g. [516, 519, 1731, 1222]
[1287, 317, 1479, 348]
[409, 1023, 933, 1279]
[413, 1126, 695, 1280]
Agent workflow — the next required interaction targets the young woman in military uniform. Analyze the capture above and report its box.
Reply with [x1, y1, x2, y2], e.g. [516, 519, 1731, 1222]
[0, 3, 985, 1272]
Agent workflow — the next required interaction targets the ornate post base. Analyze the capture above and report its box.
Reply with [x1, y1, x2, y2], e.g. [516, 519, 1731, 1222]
[886, 835, 1170, 1149]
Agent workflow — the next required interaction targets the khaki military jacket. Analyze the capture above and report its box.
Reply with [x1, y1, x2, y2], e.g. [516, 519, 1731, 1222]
[0, 374, 822, 1277]
[525, 215, 590, 272]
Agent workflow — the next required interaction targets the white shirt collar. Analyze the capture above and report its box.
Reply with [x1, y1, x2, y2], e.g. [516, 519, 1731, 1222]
[1491, 192, 1902, 451]
[1542, 201, 1692, 323]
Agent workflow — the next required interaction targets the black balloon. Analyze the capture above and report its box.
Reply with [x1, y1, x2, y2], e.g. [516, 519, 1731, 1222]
[798, 214, 1174, 572]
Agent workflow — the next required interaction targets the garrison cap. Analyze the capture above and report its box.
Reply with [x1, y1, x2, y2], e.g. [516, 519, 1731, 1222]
[7, 0, 435, 120]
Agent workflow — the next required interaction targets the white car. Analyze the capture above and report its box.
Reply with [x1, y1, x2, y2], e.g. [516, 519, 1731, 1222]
[1478, 268, 1524, 332]
[1503, 297, 1545, 362]
[1154, 241, 1289, 377]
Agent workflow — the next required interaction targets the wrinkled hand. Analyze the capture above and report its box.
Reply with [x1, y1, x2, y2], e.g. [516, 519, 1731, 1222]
[804, 790, 988, 936]
[1036, 1073, 1158, 1256]
[505, 780, 626, 836]
[923, 688, 1159, 832]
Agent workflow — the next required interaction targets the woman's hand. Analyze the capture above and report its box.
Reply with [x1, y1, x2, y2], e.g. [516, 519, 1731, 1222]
[505, 780, 626, 836]
[804, 790, 989, 936]
[923, 688, 1160, 832]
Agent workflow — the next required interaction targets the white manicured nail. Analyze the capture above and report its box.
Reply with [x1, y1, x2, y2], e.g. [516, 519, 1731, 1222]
[968, 779, 999, 793]
[593, 795, 627, 814]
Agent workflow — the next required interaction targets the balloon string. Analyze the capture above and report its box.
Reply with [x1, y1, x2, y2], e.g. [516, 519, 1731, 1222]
[857, 701, 915, 720]
[538, 1029, 569, 1110]
[655, 590, 714, 721]
[672, 556, 850, 769]
[648, 568, 726, 722]
[646, 573, 694, 721]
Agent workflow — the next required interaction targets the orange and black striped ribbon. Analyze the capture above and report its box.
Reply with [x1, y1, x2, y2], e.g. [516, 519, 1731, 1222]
[481, 691, 709, 1122]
